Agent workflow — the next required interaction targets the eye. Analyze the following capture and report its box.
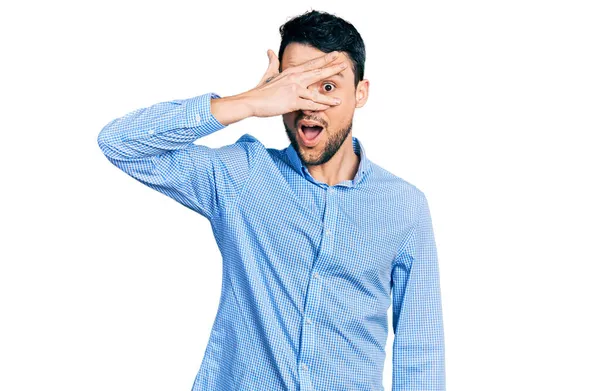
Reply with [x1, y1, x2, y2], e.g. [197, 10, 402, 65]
[322, 82, 336, 92]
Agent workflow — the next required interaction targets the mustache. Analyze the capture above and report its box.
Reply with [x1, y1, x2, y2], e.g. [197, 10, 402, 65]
[297, 117, 327, 127]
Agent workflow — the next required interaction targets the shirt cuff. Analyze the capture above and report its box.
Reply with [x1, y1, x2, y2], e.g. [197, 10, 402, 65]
[186, 92, 227, 137]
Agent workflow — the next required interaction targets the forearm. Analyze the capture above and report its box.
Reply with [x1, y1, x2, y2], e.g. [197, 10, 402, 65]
[210, 91, 255, 126]
[392, 336, 445, 390]
[97, 92, 226, 161]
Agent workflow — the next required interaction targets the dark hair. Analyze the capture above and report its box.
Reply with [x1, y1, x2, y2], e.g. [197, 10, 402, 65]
[277, 9, 366, 89]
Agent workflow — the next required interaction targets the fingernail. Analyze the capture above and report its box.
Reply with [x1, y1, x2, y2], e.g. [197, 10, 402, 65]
[334, 98, 341, 104]
[331, 51, 339, 59]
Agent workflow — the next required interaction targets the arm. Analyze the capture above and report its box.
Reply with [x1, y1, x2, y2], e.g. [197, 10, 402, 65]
[391, 193, 445, 390]
[96, 91, 258, 222]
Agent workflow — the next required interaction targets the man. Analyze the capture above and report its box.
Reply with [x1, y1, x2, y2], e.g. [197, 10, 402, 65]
[97, 9, 445, 391]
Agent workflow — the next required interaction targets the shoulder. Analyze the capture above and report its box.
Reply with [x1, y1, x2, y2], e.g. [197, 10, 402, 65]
[369, 161, 427, 204]
[211, 133, 267, 161]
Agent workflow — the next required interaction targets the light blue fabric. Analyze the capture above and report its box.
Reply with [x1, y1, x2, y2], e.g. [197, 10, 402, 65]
[97, 92, 445, 390]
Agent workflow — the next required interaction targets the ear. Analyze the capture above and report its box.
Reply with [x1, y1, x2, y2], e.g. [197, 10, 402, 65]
[354, 79, 369, 108]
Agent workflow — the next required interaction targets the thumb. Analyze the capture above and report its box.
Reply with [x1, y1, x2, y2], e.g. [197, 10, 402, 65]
[262, 50, 279, 80]
[266, 49, 279, 72]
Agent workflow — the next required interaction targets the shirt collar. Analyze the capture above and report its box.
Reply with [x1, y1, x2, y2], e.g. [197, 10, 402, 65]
[285, 136, 372, 187]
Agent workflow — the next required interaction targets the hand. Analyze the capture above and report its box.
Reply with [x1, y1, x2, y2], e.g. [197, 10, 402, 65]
[243, 49, 348, 118]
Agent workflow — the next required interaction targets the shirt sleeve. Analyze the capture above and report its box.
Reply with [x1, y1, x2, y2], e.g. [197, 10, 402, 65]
[391, 193, 445, 390]
[97, 92, 259, 222]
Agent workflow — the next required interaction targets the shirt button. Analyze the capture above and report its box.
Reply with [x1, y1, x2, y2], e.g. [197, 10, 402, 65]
[306, 318, 312, 324]
[301, 363, 308, 370]
[313, 271, 319, 279]
[327, 187, 333, 193]
[148, 129, 154, 135]
[325, 229, 331, 235]
[195, 113, 202, 123]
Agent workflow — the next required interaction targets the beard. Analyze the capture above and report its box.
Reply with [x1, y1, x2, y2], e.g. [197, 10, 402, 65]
[283, 116, 353, 167]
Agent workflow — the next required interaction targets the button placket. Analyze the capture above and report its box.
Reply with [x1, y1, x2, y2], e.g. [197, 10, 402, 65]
[322, 187, 335, 240]
[300, 270, 321, 360]
[298, 264, 325, 388]
[296, 185, 337, 391]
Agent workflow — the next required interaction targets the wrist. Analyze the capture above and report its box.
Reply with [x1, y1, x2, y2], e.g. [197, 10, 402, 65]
[210, 92, 255, 126]
[235, 90, 257, 118]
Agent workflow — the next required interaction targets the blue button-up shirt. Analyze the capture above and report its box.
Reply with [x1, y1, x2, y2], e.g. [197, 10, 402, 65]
[97, 92, 445, 391]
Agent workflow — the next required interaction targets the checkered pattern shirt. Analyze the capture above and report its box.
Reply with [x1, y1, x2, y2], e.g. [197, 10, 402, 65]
[97, 92, 445, 390]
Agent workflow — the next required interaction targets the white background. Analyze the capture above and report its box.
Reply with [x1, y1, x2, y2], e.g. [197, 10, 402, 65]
[1, 1, 599, 390]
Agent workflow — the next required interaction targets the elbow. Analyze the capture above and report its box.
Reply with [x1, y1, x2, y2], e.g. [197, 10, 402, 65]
[97, 128, 107, 153]
[97, 127, 111, 158]
[97, 118, 120, 158]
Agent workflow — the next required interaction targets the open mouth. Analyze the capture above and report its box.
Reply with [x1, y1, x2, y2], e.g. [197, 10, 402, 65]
[299, 125, 324, 141]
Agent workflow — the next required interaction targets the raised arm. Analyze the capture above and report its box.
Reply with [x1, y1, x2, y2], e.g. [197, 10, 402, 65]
[97, 49, 348, 221]
[391, 193, 445, 390]
[97, 92, 258, 221]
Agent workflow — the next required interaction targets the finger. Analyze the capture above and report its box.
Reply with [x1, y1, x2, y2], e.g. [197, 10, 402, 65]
[258, 49, 280, 86]
[295, 97, 333, 112]
[286, 50, 339, 75]
[297, 86, 341, 107]
[299, 60, 348, 87]
[266, 49, 279, 73]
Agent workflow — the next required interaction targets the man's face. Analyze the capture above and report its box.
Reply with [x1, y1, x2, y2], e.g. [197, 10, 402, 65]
[281, 43, 360, 167]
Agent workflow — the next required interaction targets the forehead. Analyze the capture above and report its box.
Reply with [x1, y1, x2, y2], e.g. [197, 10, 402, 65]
[282, 42, 350, 69]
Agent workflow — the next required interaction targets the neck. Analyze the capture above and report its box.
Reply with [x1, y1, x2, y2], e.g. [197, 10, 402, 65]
[306, 136, 360, 187]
